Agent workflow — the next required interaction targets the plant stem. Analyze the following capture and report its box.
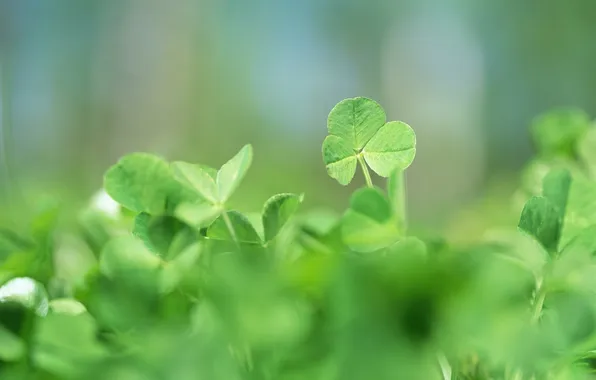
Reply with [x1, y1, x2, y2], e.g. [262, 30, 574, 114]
[531, 283, 546, 324]
[221, 210, 239, 246]
[390, 169, 408, 234]
[357, 154, 373, 188]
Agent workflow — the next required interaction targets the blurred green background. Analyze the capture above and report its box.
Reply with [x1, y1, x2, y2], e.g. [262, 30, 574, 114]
[1, 0, 596, 227]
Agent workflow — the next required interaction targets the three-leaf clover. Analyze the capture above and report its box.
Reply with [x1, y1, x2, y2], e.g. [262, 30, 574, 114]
[171, 145, 253, 231]
[322, 97, 416, 186]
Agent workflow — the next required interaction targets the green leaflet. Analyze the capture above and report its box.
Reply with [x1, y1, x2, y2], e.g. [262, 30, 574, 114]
[207, 211, 262, 244]
[171, 162, 219, 203]
[322, 135, 358, 185]
[560, 176, 596, 247]
[0, 324, 24, 361]
[175, 202, 221, 229]
[99, 236, 162, 280]
[518, 196, 561, 255]
[578, 126, 596, 178]
[171, 145, 252, 205]
[262, 193, 304, 243]
[32, 312, 106, 377]
[217, 145, 253, 202]
[327, 97, 386, 150]
[531, 107, 590, 158]
[362, 121, 416, 177]
[104, 153, 194, 214]
[322, 98, 416, 185]
[542, 168, 572, 220]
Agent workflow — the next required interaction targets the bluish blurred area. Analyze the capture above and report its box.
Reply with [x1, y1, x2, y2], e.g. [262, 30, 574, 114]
[2, 0, 596, 225]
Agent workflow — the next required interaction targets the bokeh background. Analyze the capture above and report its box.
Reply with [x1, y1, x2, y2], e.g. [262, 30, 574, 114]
[1, 0, 596, 229]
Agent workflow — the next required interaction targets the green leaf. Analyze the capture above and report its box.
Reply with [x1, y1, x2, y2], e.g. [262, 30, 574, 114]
[216, 144, 253, 202]
[48, 299, 87, 315]
[542, 168, 572, 219]
[133, 213, 192, 256]
[99, 236, 162, 280]
[104, 153, 174, 214]
[322, 98, 417, 185]
[0, 229, 34, 260]
[160, 242, 202, 293]
[262, 193, 304, 243]
[33, 312, 106, 377]
[363, 121, 417, 177]
[560, 176, 596, 247]
[322, 135, 358, 185]
[0, 277, 49, 316]
[175, 202, 221, 229]
[518, 196, 561, 254]
[0, 324, 25, 361]
[531, 108, 590, 158]
[171, 162, 219, 203]
[327, 97, 386, 150]
[207, 211, 261, 244]
[341, 187, 400, 252]
[578, 126, 596, 178]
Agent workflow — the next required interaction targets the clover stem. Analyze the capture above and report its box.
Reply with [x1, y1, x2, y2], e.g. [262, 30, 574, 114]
[391, 170, 408, 234]
[357, 154, 373, 188]
[531, 280, 546, 324]
[222, 210, 239, 246]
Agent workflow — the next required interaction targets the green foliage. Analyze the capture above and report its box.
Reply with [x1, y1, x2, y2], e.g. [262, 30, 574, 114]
[322, 97, 416, 186]
[3, 98, 596, 379]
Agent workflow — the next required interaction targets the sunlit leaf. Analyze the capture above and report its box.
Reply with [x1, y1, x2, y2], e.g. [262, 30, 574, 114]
[327, 97, 386, 150]
[363, 121, 416, 177]
[171, 162, 219, 203]
[216, 144, 253, 202]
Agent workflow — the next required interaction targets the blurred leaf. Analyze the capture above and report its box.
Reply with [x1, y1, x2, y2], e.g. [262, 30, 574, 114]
[133, 213, 195, 257]
[0, 229, 34, 260]
[543, 168, 572, 219]
[104, 153, 177, 214]
[518, 196, 561, 255]
[341, 187, 400, 252]
[99, 236, 161, 281]
[262, 193, 303, 243]
[578, 126, 596, 178]
[531, 108, 590, 158]
[48, 298, 87, 315]
[561, 176, 596, 247]
[33, 312, 106, 377]
[0, 324, 24, 361]
[363, 121, 416, 177]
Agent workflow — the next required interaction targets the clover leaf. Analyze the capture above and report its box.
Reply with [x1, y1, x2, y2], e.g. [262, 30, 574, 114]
[104, 153, 194, 215]
[518, 196, 561, 255]
[262, 193, 304, 243]
[531, 108, 590, 158]
[172, 144, 253, 205]
[322, 97, 416, 186]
